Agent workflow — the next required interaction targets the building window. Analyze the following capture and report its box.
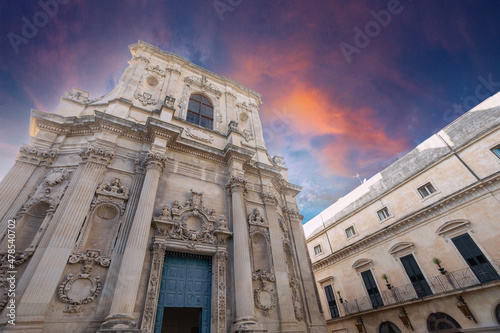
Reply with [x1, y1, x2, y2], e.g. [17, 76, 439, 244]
[492, 145, 500, 158]
[418, 182, 436, 198]
[345, 226, 356, 238]
[377, 207, 390, 221]
[186, 94, 213, 129]
[314, 245, 322, 255]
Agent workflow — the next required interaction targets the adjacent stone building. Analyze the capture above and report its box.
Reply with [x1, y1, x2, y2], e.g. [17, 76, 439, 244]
[0, 41, 327, 333]
[304, 92, 500, 332]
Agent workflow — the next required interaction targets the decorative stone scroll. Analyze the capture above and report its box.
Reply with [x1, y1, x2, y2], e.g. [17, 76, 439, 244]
[58, 249, 110, 313]
[95, 178, 129, 201]
[252, 269, 277, 316]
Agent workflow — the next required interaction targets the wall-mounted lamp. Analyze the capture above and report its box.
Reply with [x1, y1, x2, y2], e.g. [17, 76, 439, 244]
[355, 317, 365, 333]
[398, 308, 414, 331]
[456, 296, 477, 323]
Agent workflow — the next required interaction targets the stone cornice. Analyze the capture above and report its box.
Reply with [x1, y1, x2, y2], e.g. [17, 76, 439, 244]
[311, 171, 500, 271]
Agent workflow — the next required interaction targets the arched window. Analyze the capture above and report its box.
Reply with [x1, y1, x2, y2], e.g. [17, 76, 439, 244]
[496, 304, 500, 324]
[427, 312, 461, 333]
[379, 322, 402, 333]
[186, 94, 213, 129]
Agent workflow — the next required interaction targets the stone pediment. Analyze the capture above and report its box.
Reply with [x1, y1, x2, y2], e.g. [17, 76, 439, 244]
[436, 219, 471, 238]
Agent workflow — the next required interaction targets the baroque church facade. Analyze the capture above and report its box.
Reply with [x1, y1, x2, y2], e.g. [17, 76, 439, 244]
[0, 41, 328, 333]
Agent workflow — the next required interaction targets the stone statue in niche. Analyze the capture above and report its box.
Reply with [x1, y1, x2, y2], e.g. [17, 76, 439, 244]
[248, 208, 266, 225]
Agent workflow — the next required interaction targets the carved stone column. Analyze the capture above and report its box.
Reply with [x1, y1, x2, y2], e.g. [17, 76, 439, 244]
[262, 193, 298, 331]
[101, 152, 167, 331]
[0, 146, 56, 240]
[17, 147, 114, 318]
[140, 241, 167, 333]
[284, 208, 328, 333]
[226, 175, 263, 332]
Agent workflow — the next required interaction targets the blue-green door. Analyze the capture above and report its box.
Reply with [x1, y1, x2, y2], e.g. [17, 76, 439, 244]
[154, 252, 212, 333]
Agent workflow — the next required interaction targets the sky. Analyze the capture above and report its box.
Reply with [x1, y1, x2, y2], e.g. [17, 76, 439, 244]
[1, 0, 500, 222]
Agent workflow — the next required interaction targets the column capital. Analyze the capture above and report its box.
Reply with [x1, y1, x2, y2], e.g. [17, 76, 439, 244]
[262, 192, 279, 206]
[226, 175, 247, 194]
[282, 207, 303, 222]
[17, 146, 57, 166]
[80, 146, 114, 165]
[145, 152, 168, 172]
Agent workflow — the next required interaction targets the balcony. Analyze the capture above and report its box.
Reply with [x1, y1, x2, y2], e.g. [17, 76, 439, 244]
[341, 260, 500, 316]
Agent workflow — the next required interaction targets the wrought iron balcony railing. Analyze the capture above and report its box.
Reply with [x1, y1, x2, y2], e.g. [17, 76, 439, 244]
[341, 260, 500, 316]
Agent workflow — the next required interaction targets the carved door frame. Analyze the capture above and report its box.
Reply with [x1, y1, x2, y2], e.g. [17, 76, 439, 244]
[140, 237, 229, 333]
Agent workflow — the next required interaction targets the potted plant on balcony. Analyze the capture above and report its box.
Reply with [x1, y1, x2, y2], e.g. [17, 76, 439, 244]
[433, 257, 447, 274]
[337, 290, 343, 303]
[382, 274, 392, 290]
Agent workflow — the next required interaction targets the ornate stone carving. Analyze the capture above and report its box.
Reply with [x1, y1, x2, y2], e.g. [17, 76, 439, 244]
[279, 218, 289, 233]
[96, 178, 129, 200]
[248, 208, 266, 226]
[141, 242, 167, 333]
[241, 129, 254, 142]
[185, 126, 214, 143]
[153, 190, 230, 249]
[134, 92, 156, 106]
[146, 64, 167, 77]
[283, 207, 302, 221]
[58, 249, 110, 313]
[289, 276, 304, 321]
[65, 90, 89, 103]
[130, 55, 149, 64]
[185, 75, 222, 95]
[252, 269, 277, 316]
[226, 175, 247, 194]
[228, 120, 239, 131]
[21, 168, 72, 214]
[262, 192, 279, 206]
[79, 147, 114, 165]
[17, 145, 57, 165]
[272, 156, 286, 168]
[145, 152, 168, 172]
[164, 95, 175, 108]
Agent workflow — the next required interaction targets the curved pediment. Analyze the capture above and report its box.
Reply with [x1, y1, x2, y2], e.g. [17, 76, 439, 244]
[388, 242, 414, 257]
[352, 259, 373, 270]
[436, 219, 471, 238]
